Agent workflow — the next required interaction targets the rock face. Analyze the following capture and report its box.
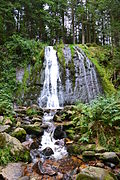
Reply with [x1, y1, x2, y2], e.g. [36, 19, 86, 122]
[76, 166, 117, 180]
[17, 45, 103, 106]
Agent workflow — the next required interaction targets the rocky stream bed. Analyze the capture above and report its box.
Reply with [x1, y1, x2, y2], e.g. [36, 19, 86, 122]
[0, 105, 120, 180]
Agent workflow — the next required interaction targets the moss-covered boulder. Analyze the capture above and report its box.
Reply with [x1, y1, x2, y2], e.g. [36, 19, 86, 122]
[22, 122, 43, 136]
[11, 128, 27, 142]
[76, 166, 117, 180]
[0, 133, 24, 155]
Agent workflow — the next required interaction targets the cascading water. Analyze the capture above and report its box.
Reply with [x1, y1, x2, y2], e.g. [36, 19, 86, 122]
[31, 46, 67, 162]
[38, 46, 63, 108]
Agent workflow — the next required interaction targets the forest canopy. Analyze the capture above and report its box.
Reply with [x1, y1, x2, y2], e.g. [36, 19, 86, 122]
[0, 0, 120, 46]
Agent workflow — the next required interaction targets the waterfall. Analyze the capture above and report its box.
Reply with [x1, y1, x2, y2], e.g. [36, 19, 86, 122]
[32, 46, 67, 162]
[38, 46, 62, 109]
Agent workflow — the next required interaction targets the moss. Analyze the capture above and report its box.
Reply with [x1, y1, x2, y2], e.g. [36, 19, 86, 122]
[11, 128, 27, 142]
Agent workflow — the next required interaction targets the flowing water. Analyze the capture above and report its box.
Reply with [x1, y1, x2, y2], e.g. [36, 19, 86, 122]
[31, 46, 67, 162]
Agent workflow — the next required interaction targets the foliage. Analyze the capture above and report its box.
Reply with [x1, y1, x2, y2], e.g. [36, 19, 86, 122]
[71, 94, 120, 150]
[0, 146, 30, 165]
[0, 146, 13, 165]
[0, 89, 13, 115]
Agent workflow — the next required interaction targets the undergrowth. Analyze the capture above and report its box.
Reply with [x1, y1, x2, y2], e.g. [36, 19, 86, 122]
[70, 94, 120, 151]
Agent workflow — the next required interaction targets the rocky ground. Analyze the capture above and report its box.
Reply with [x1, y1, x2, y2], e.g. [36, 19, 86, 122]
[0, 105, 120, 179]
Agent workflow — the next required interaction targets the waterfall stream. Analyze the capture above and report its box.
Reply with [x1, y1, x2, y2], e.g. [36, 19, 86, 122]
[31, 46, 67, 162]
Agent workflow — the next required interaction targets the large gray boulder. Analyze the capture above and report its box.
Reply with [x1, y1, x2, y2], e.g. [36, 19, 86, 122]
[0, 132, 24, 155]
[76, 166, 117, 180]
[97, 152, 120, 165]
[0, 163, 24, 180]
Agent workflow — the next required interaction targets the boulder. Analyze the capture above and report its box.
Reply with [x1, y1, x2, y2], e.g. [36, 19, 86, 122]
[82, 151, 95, 157]
[0, 125, 11, 133]
[0, 163, 24, 180]
[98, 152, 120, 165]
[42, 147, 54, 156]
[0, 133, 24, 155]
[53, 125, 65, 140]
[22, 122, 43, 136]
[76, 166, 117, 180]
[11, 128, 27, 142]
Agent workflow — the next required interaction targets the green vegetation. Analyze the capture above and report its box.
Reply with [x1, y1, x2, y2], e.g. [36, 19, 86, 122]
[66, 94, 120, 151]
[0, 146, 30, 165]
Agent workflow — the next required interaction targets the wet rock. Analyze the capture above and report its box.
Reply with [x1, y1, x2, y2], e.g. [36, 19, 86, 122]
[42, 147, 54, 156]
[22, 122, 43, 136]
[30, 140, 39, 150]
[0, 125, 11, 133]
[98, 152, 120, 165]
[41, 124, 48, 129]
[0, 132, 24, 155]
[76, 166, 117, 180]
[34, 160, 57, 176]
[0, 163, 24, 180]
[53, 125, 65, 140]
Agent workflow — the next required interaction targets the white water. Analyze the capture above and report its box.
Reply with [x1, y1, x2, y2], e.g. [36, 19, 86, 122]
[37, 46, 67, 161]
[38, 46, 61, 108]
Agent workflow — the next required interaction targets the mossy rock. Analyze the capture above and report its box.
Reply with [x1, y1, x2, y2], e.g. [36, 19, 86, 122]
[22, 123, 43, 136]
[80, 144, 96, 152]
[67, 144, 81, 155]
[11, 128, 27, 142]
[76, 166, 117, 180]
